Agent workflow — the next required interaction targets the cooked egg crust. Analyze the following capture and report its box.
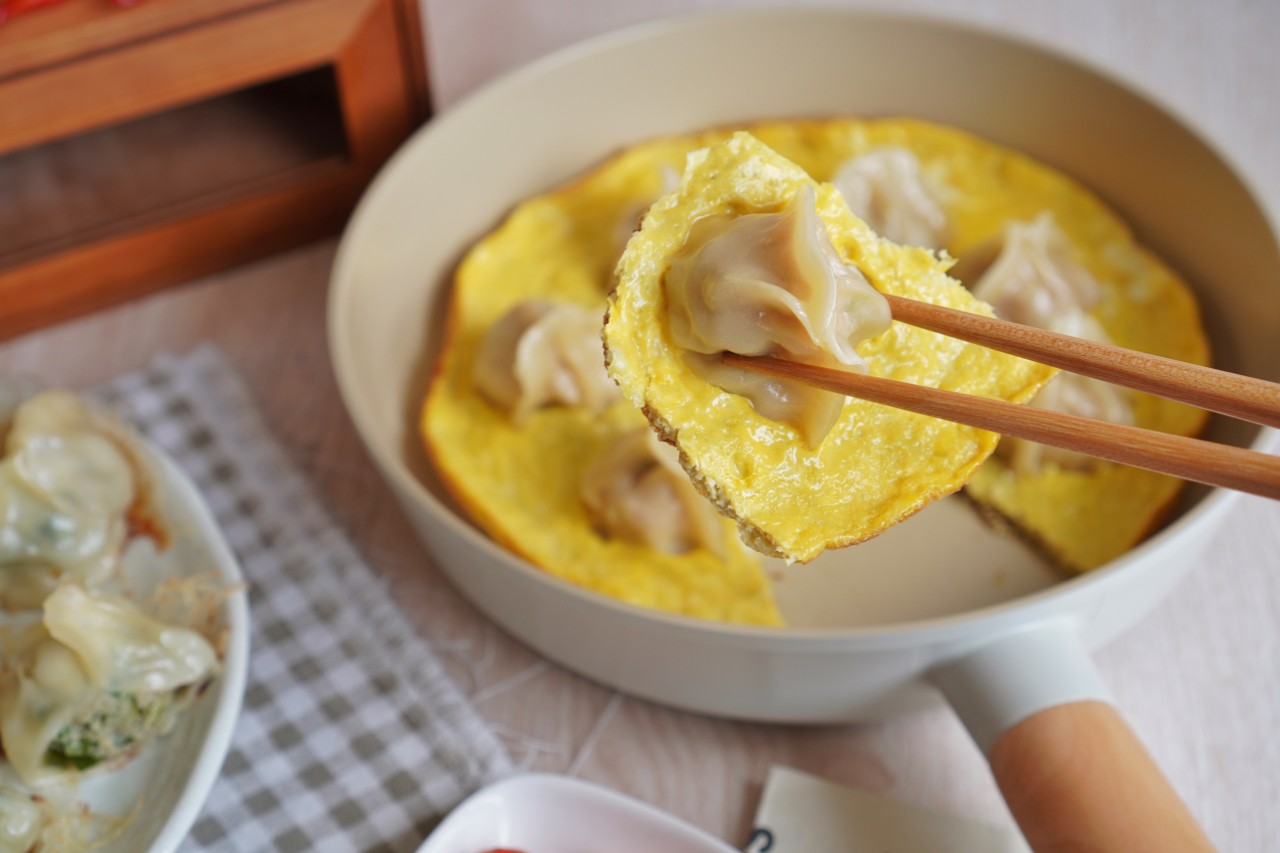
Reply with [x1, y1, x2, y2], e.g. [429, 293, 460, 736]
[606, 132, 1054, 564]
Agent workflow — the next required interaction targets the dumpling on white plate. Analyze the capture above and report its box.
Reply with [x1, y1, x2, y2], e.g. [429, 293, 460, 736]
[0, 582, 220, 787]
[0, 783, 127, 852]
[0, 392, 144, 610]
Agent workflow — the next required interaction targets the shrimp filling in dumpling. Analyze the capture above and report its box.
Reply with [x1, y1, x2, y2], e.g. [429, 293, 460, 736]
[962, 213, 1135, 472]
[663, 185, 892, 448]
[832, 147, 948, 249]
[579, 428, 725, 557]
[472, 300, 618, 424]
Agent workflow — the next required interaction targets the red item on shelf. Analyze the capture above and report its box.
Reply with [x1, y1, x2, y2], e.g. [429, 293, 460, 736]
[0, 0, 140, 25]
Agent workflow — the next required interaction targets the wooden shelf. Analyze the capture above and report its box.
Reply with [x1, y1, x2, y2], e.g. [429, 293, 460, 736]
[0, 0, 430, 338]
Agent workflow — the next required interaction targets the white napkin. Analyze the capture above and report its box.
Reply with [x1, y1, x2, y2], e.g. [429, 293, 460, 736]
[96, 346, 512, 853]
[748, 765, 1030, 853]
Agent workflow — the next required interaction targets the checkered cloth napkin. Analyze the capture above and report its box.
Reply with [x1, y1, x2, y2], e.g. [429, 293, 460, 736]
[95, 346, 513, 853]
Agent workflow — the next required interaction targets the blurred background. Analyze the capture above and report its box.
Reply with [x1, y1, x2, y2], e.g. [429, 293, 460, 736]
[3, 0, 1276, 335]
[424, 0, 1280, 224]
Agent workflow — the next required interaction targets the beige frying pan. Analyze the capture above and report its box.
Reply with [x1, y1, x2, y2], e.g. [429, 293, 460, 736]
[329, 10, 1279, 849]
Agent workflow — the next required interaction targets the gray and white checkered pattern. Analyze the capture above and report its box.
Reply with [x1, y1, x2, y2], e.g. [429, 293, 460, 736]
[96, 346, 512, 852]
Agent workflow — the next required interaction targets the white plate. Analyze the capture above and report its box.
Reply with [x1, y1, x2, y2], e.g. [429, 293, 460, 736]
[3, 444, 252, 852]
[112, 446, 249, 853]
[417, 774, 737, 853]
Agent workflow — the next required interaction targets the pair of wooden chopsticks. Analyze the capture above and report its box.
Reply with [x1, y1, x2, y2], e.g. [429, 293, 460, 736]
[723, 293, 1280, 500]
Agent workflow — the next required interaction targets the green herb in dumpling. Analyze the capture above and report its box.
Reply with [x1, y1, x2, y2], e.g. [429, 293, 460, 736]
[0, 583, 219, 785]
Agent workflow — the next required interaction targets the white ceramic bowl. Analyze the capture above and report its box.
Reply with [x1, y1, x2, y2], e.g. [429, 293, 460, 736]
[89, 445, 250, 853]
[416, 773, 737, 853]
[328, 10, 1279, 745]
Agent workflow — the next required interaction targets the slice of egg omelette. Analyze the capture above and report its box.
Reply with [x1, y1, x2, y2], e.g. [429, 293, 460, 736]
[604, 132, 1054, 564]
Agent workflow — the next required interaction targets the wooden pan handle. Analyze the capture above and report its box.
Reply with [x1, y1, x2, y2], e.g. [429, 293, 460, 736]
[989, 700, 1215, 852]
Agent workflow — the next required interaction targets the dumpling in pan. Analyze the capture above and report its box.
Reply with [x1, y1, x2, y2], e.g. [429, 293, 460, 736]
[471, 299, 619, 424]
[604, 132, 1054, 563]
[966, 213, 1135, 473]
[831, 146, 948, 249]
[579, 427, 726, 557]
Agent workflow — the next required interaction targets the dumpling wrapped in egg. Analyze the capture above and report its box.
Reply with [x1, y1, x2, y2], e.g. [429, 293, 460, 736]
[579, 427, 726, 557]
[0, 582, 220, 786]
[952, 211, 1209, 571]
[831, 146, 949, 249]
[605, 132, 1054, 563]
[472, 299, 619, 423]
[964, 213, 1135, 473]
[663, 184, 893, 448]
[426, 114, 1211, 613]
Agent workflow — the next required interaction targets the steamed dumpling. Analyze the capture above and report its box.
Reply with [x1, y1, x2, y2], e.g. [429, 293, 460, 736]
[961, 213, 1135, 472]
[832, 147, 948, 249]
[580, 428, 724, 556]
[0, 787, 44, 853]
[0, 392, 138, 610]
[0, 583, 218, 785]
[664, 185, 892, 447]
[472, 299, 618, 424]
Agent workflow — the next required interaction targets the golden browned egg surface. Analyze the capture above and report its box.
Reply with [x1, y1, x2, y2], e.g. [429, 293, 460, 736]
[423, 117, 1210, 624]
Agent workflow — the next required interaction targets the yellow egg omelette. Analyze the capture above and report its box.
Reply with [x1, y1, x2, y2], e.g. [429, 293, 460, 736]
[423, 117, 1211, 624]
